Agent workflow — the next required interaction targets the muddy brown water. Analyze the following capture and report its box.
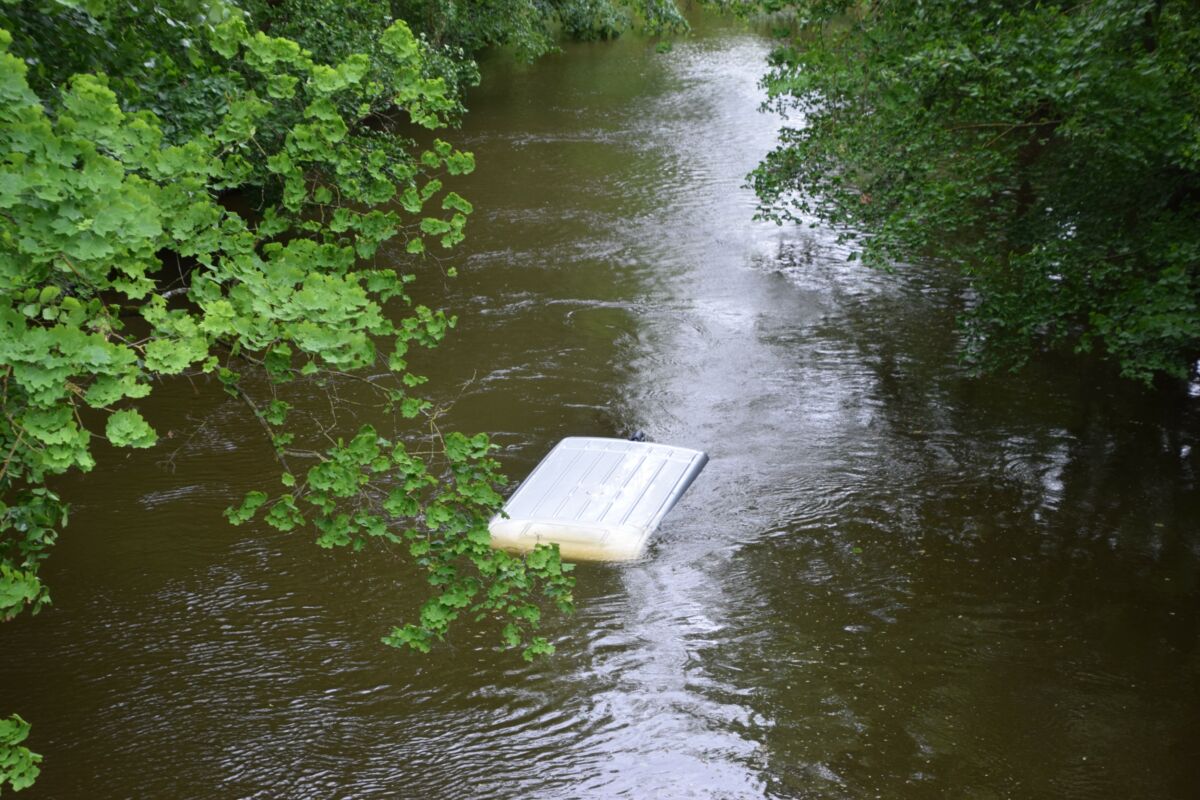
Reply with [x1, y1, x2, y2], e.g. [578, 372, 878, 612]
[3, 14, 1199, 799]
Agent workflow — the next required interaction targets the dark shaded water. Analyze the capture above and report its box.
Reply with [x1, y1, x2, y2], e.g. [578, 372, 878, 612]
[4, 16, 1200, 799]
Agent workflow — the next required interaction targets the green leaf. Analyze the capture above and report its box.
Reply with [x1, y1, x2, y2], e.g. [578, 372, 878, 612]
[104, 409, 157, 448]
[419, 217, 452, 236]
[144, 337, 206, 375]
[399, 396, 427, 418]
[383, 489, 418, 518]
[445, 151, 475, 175]
[225, 491, 268, 525]
[0, 713, 42, 793]
[263, 399, 291, 426]
[522, 637, 555, 661]
[441, 192, 473, 214]
[380, 21, 419, 62]
[267, 73, 299, 99]
[264, 496, 304, 531]
[0, 565, 47, 622]
[209, 17, 249, 59]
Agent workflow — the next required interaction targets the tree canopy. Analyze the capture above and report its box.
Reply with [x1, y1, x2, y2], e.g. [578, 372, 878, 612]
[1, 0, 697, 788]
[20, 0, 1198, 792]
[748, 0, 1200, 383]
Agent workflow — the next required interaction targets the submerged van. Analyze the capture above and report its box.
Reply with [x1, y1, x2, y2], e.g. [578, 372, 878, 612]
[489, 437, 708, 561]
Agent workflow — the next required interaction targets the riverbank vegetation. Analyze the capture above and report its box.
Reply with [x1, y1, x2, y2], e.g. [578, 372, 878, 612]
[747, 0, 1200, 383]
[5, 0, 1198, 791]
[0, 1, 686, 789]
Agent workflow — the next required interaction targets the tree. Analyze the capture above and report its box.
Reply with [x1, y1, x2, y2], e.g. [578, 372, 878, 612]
[1, 0, 693, 787]
[0, 0, 609, 788]
[745, 0, 1200, 382]
[243, 0, 689, 103]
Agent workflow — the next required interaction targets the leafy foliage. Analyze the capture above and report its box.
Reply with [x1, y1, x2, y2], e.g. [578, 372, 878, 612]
[386, 0, 687, 58]
[0, 0, 577, 681]
[0, 714, 40, 795]
[224, 426, 573, 657]
[747, 0, 1200, 382]
[237, 0, 689, 117]
[0, 0, 697, 786]
[223, 424, 574, 658]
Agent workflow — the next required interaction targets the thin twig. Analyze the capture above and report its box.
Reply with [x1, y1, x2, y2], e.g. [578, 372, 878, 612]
[231, 383, 291, 475]
[947, 119, 1062, 131]
[0, 429, 26, 486]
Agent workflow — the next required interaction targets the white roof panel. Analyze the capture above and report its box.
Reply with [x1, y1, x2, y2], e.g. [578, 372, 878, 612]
[489, 437, 708, 560]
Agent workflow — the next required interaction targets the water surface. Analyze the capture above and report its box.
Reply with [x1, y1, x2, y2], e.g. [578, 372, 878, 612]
[3, 15, 1199, 799]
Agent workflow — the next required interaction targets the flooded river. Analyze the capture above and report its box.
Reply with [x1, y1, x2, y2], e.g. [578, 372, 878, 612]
[3, 14, 1199, 799]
